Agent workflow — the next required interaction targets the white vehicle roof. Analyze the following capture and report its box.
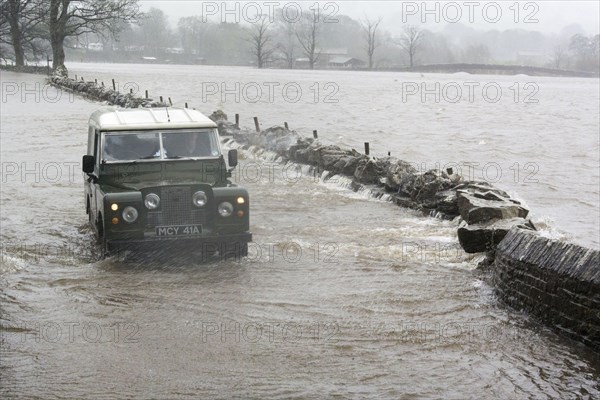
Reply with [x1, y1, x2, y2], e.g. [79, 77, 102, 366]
[89, 107, 218, 131]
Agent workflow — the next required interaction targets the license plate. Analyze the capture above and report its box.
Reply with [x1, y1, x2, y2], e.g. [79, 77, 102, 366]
[156, 225, 202, 236]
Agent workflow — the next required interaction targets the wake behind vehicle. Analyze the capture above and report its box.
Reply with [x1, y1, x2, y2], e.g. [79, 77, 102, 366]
[82, 107, 251, 258]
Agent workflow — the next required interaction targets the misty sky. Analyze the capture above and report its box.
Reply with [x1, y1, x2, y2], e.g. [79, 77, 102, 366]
[139, 1, 599, 36]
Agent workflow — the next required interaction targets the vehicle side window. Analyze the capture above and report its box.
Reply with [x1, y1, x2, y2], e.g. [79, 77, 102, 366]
[94, 130, 99, 161]
[87, 126, 94, 155]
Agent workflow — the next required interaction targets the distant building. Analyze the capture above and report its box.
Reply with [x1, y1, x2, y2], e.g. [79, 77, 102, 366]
[319, 48, 348, 58]
[166, 48, 185, 55]
[123, 45, 144, 52]
[88, 43, 104, 52]
[295, 57, 310, 68]
[329, 57, 365, 68]
[316, 48, 348, 67]
[294, 49, 364, 69]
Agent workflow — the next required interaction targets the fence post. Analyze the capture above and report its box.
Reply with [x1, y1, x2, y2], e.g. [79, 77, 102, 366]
[254, 117, 260, 132]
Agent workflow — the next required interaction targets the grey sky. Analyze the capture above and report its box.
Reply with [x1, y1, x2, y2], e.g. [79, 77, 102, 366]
[139, 1, 599, 35]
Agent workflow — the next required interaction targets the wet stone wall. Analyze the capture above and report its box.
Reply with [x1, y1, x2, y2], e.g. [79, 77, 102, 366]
[492, 228, 600, 352]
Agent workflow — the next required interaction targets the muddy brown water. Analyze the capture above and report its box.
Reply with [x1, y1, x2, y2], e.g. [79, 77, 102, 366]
[1, 70, 598, 399]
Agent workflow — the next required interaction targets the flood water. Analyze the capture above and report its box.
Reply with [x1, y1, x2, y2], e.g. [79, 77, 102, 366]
[68, 62, 600, 249]
[1, 67, 599, 398]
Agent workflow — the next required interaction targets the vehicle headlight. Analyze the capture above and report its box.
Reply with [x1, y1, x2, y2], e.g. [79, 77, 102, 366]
[144, 193, 160, 210]
[218, 201, 233, 217]
[193, 191, 208, 207]
[122, 206, 138, 223]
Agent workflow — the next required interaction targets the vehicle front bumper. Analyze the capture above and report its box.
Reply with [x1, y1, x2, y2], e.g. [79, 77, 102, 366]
[106, 231, 252, 252]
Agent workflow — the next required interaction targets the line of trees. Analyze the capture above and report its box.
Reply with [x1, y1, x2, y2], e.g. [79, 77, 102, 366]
[566, 34, 600, 71]
[178, 8, 421, 70]
[109, 7, 394, 70]
[242, 10, 420, 70]
[0, 0, 141, 73]
[243, 12, 598, 72]
[0, 0, 44, 67]
[1, 2, 599, 73]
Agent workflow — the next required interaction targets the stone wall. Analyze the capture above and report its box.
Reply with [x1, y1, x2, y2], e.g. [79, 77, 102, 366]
[49, 73, 166, 108]
[492, 228, 600, 351]
[218, 119, 537, 254]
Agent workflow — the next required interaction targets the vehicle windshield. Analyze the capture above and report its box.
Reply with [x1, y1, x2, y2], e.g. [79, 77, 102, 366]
[102, 129, 220, 162]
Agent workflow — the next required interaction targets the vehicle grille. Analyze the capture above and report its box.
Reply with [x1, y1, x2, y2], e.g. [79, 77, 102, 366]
[146, 186, 208, 227]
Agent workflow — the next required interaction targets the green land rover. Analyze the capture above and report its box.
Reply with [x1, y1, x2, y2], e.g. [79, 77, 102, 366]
[82, 107, 251, 258]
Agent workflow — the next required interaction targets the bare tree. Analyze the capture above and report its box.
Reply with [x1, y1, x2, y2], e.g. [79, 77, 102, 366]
[361, 16, 382, 70]
[178, 16, 206, 57]
[398, 25, 422, 68]
[248, 15, 274, 69]
[552, 44, 568, 69]
[569, 34, 599, 72]
[139, 7, 170, 57]
[275, 15, 297, 69]
[0, 0, 46, 68]
[47, 0, 140, 72]
[295, 10, 320, 69]
[0, 3, 13, 61]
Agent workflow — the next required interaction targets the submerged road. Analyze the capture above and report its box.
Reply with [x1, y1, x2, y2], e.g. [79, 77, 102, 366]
[1, 71, 599, 398]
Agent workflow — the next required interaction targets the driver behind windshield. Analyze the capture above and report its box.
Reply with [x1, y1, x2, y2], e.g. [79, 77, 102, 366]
[163, 132, 213, 158]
